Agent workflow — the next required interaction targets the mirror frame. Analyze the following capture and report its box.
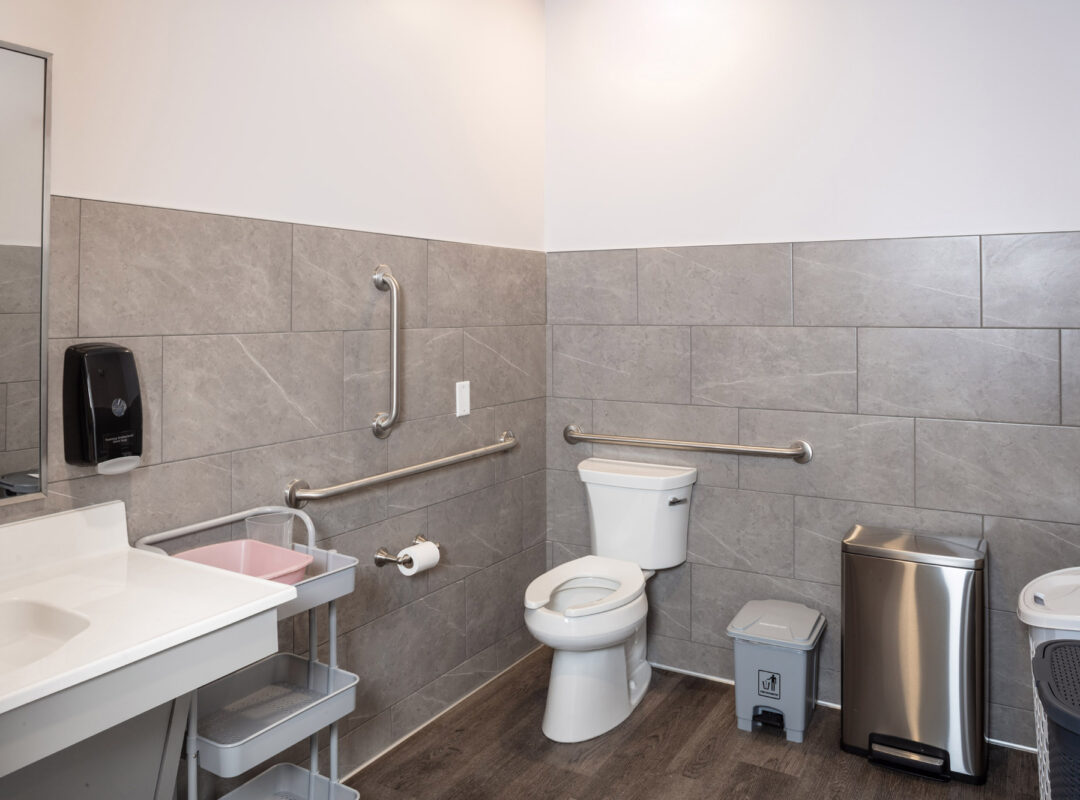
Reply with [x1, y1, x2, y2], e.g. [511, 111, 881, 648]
[0, 40, 51, 507]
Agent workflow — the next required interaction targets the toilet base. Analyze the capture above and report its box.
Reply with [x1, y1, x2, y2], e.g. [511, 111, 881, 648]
[541, 625, 650, 743]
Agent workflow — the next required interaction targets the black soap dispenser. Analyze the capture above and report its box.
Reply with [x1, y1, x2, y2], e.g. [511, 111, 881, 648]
[63, 343, 143, 474]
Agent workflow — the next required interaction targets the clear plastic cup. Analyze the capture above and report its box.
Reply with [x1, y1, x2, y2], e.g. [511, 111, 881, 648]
[244, 512, 295, 548]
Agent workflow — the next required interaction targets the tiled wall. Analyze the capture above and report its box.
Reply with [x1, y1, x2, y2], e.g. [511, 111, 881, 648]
[0, 243, 41, 476]
[546, 235, 1080, 749]
[0, 197, 547, 786]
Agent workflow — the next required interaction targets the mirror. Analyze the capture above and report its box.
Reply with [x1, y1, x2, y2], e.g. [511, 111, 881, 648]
[0, 41, 50, 503]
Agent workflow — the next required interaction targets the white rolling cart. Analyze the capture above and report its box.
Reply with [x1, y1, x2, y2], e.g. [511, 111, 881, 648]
[137, 506, 360, 800]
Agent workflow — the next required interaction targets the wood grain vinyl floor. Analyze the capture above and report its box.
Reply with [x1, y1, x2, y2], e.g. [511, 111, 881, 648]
[347, 648, 1038, 800]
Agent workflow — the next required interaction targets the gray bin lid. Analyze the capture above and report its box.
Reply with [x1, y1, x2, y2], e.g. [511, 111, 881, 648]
[726, 599, 825, 651]
[841, 524, 986, 570]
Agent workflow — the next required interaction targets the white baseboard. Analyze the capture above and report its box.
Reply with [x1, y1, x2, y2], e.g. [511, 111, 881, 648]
[649, 661, 1031, 753]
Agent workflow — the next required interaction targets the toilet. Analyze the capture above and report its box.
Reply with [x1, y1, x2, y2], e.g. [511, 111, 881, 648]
[524, 457, 697, 743]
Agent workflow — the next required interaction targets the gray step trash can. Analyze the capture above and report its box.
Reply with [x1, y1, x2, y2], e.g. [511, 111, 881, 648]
[1034, 640, 1080, 799]
[841, 524, 987, 783]
[727, 599, 825, 743]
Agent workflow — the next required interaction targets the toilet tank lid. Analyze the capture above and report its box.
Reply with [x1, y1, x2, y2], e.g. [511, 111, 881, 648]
[726, 599, 825, 650]
[577, 458, 698, 490]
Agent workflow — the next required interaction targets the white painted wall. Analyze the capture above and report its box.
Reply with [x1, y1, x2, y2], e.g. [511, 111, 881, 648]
[1, 0, 545, 250]
[545, 0, 1080, 251]
[0, 46, 45, 246]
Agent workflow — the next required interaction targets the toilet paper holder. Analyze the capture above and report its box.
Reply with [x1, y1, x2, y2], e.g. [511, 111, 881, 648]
[373, 535, 439, 568]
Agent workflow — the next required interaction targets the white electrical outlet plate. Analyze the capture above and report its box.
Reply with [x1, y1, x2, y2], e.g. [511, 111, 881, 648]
[456, 381, 470, 416]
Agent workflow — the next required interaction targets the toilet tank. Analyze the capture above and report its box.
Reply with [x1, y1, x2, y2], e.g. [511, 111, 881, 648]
[577, 458, 697, 569]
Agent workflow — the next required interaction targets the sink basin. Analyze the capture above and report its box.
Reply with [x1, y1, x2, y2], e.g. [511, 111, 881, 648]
[0, 600, 90, 672]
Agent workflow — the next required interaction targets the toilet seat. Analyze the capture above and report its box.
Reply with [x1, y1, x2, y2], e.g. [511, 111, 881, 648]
[524, 555, 644, 618]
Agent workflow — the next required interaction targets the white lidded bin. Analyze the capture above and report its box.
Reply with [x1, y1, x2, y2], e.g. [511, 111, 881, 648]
[1018, 566, 1080, 800]
[727, 599, 826, 743]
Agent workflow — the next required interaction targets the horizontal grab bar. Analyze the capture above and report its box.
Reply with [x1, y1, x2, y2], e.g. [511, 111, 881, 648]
[285, 430, 518, 508]
[562, 424, 812, 464]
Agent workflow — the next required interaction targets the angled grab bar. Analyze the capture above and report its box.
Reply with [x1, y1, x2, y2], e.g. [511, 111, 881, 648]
[562, 424, 812, 464]
[285, 430, 517, 508]
[372, 265, 400, 439]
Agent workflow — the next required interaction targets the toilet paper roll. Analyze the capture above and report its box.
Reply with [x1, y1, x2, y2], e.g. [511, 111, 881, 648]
[397, 540, 440, 576]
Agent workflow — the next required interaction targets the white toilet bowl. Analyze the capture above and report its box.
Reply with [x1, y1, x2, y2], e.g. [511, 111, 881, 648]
[524, 555, 651, 743]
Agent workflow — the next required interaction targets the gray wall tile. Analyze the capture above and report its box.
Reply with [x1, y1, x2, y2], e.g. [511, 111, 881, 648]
[983, 233, 1080, 327]
[990, 703, 1035, 749]
[739, 410, 915, 506]
[426, 479, 523, 590]
[344, 582, 467, 724]
[646, 562, 692, 641]
[793, 496, 982, 585]
[0, 246, 40, 314]
[552, 325, 691, 403]
[5, 381, 37, 451]
[491, 397, 546, 480]
[547, 250, 637, 324]
[334, 712, 394, 774]
[79, 201, 291, 335]
[546, 468, 590, 547]
[326, 511, 430, 632]
[638, 244, 792, 325]
[690, 564, 840, 675]
[162, 332, 343, 460]
[385, 409, 496, 513]
[547, 397, 591, 471]
[1065, 330, 1080, 426]
[521, 469, 546, 549]
[687, 487, 794, 578]
[465, 545, 545, 656]
[390, 647, 500, 738]
[647, 634, 730, 678]
[292, 225, 428, 331]
[345, 328, 462, 426]
[989, 609, 1035, 712]
[496, 627, 541, 669]
[427, 241, 545, 327]
[983, 516, 1080, 612]
[231, 430, 387, 540]
[551, 540, 589, 568]
[916, 419, 1080, 524]
[793, 237, 980, 326]
[591, 400, 738, 488]
[48, 455, 232, 541]
[48, 197, 79, 338]
[0, 314, 39, 383]
[859, 328, 1060, 423]
[692, 326, 856, 412]
[464, 325, 546, 407]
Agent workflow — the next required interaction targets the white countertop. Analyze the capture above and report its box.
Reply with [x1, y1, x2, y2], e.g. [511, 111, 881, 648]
[0, 501, 296, 716]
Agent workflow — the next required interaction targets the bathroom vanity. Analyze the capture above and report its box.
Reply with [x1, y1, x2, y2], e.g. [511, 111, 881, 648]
[0, 501, 296, 798]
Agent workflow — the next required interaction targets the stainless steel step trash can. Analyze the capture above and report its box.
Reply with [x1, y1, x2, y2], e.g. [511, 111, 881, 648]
[841, 525, 987, 783]
[1034, 640, 1080, 799]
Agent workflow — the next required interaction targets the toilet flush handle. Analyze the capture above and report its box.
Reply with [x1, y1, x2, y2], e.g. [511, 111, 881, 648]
[668, 496, 688, 506]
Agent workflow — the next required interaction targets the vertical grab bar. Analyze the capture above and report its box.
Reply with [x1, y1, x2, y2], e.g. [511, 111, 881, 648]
[371, 265, 400, 439]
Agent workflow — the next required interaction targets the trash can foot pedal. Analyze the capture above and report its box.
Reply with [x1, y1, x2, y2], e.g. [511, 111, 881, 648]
[753, 709, 784, 729]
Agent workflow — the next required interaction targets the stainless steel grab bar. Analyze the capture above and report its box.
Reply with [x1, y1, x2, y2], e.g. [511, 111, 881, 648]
[285, 430, 517, 507]
[371, 265, 400, 439]
[562, 424, 812, 463]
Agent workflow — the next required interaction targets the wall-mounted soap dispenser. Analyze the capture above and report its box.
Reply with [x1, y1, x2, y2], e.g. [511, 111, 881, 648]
[63, 343, 143, 475]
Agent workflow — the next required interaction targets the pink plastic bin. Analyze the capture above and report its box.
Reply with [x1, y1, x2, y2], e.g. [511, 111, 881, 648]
[174, 539, 313, 584]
